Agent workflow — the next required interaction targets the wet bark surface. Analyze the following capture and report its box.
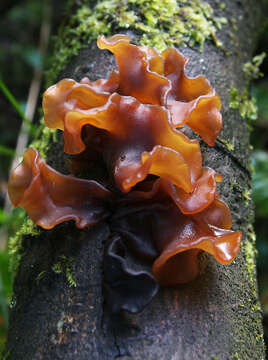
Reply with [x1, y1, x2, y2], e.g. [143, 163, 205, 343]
[4, 0, 266, 359]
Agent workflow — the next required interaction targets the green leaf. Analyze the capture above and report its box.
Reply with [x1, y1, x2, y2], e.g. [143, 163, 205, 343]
[0, 77, 36, 135]
[0, 145, 15, 157]
[0, 210, 9, 225]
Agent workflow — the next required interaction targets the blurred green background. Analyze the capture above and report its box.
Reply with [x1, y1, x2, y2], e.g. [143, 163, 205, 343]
[0, 0, 267, 355]
[0, 0, 63, 352]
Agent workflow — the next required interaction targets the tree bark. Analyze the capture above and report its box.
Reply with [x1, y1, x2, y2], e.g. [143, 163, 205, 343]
[4, 1, 266, 359]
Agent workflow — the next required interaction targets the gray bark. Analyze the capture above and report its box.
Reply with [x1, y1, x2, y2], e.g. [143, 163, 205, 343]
[4, 0, 266, 359]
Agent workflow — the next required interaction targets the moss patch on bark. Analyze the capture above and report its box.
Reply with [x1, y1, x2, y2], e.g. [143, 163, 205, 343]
[46, 0, 227, 87]
[8, 218, 40, 276]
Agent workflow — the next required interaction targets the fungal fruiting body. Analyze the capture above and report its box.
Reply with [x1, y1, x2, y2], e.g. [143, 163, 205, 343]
[8, 35, 242, 313]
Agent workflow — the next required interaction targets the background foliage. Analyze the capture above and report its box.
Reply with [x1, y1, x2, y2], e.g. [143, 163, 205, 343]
[0, 0, 267, 355]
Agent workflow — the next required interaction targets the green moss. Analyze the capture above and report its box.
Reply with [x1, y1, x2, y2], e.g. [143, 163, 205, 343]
[232, 353, 240, 360]
[239, 92, 258, 122]
[230, 87, 258, 125]
[251, 303, 261, 312]
[229, 180, 237, 190]
[243, 52, 266, 80]
[52, 255, 77, 287]
[255, 332, 264, 342]
[46, 0, 227, 86]
[230, 88, 240, 109]
[242, 189, 252, 205]
[36, 270, 47, 284]
[226, 142, 234, 152]
[8, 217, 40, 275]
[249, 159, 255, 174]
[218, 137, 234, 151]
[243, 224, 257, 285]
[30, 118, 57, 160]
[230, 53, 266, 128]
[218, 2, 226, 10]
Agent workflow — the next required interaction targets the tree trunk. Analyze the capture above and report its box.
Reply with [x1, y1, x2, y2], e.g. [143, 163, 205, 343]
[4, 1, 266, 359]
